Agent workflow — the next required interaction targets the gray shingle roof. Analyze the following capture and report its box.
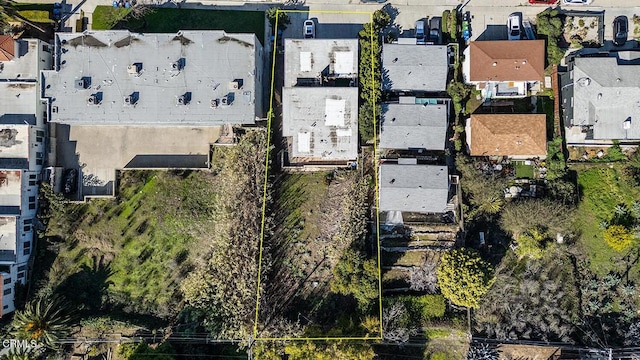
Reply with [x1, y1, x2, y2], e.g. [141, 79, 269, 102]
[382, 44, 448, 92]
[379, 164, 449, 213]
[379, 103, 448, 150]
[571, 57, 640, 140]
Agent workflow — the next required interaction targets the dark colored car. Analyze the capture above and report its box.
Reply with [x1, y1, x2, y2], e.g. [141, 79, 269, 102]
[614, 16, 628, 46]
[528, 0, 557, 4]
[63, 168, 78, 194]
[429, 17, 442, 44]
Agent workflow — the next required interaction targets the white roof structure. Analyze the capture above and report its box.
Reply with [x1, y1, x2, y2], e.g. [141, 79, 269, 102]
[42, 30, 263, 126]
[0, 217, 16, 254]
[0, 125, 30, 160]
[282, 87, 358, 161]
[0, 171, 22, 210]
[284, 39, 358, 87]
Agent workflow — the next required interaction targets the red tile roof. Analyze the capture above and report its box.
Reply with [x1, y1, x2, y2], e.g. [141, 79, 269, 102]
[469, 40, 545, 82]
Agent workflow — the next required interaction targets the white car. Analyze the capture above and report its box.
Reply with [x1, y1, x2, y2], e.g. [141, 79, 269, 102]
[507, 13, 521, 41]
[303, 20, 315, 39]
[562, 0, 592, 5]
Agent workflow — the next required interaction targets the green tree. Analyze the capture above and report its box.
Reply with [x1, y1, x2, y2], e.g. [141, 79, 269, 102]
[603, 225, 635, 252]
[265, 7, 290, 32]
[514, 228, 549, 260]
[546, 136, 567, 181]
[437, 249, 494, 309]
[447, 82, 471, 116]
[284, 341, 375, 360]
[331, 249, 379, 311]
[372, 9, 391, 32]
[11, 295, 74, 349]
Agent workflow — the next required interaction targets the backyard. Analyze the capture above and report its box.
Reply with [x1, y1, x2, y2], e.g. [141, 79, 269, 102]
[92, 6, 265, 43]
[572, 163, 640, 277]
[257, 170, 378, 337]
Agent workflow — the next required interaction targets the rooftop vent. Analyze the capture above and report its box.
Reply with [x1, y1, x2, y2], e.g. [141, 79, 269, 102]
[228, 79, 243, 90]
[170, 58, 185, 72]
[124, 92, 139, 105]
[210, 99, 219, 108]
[221, 92, 235, 106]
[87, 92, 102, 105]
[577, 77, 591, 87]
[75, 77, 91, 90]
[177, 92, 191, 105]
[127, 63, 142, 76]
[492, 62, 497, 66]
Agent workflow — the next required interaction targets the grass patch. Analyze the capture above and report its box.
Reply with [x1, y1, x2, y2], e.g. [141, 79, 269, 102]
[17, 10, 53, 23]
[573, 163, 640, 275]
[91, 6, 131, 30]
[40, 170, 219, 320]
[94, 7, 265, 44]
[514, 162, 534, 179]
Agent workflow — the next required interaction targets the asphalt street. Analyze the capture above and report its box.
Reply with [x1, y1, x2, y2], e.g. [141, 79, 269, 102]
[18, 0, 640, 46]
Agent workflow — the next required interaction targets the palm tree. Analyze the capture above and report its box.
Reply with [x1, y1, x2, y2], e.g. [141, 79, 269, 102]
[0, 0, 17, 28]
[11, 295, 75, 349]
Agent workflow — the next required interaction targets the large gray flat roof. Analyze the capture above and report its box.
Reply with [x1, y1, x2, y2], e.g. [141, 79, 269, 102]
[282, 87, 358, 161]
[572, 57, 640, 140]
[0, 39, 43, 80]
[284, 39, 358, 87]
[382, 44, 448, 92]
[42, 30, 263, 126]
[380, 103, 448, 150]
[379, 163, 449, 213]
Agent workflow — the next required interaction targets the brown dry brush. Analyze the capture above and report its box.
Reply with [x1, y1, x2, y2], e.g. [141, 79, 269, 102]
[180, 130, 272, 340]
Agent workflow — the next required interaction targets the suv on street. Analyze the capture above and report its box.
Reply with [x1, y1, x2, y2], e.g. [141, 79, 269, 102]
[429, 17, 442, 44]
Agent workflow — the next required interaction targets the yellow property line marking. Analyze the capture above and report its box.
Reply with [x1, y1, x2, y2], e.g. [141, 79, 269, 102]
[253, 9, 383, 342]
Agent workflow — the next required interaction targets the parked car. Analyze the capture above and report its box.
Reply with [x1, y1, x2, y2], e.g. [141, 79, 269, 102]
[63, 168, 78, 194]
[429, 17, 442, 44]
[415, 20, 426, 45]
[303, 20, 315, 39]
[613, 16, 628, 46]
[561, 0, 592, 5]
[528, 0, 557, 3]
[507, 13, 521, 40]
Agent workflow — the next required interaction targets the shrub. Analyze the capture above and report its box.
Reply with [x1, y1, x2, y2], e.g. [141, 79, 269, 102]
[514, 228, 549, 260]
[416, 295, 447, 319]
[603, 225, 635, 252]
[578, 19, 585, 27]
[437, 249, 494, 309]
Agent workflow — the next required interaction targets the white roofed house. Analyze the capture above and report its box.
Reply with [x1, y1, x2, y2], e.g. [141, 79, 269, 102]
[0, 36, 52, 316]
[382, 44, 449, 93]
[282, 39, 359, 167]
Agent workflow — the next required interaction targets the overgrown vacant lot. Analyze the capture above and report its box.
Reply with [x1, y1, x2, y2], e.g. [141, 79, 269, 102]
[36, 131, 267, 338]
[39, 170, 216, 319]
[258, 170, 378, 337]
[573, 163, 640, 276]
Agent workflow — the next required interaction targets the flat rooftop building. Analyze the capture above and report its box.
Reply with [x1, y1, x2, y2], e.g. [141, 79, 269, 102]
[282, 39, 359, 165]
[284, 39, 358, 87]
[282, 87, 358, 162]
[379, 103, 448, 150]
[42, 30, 264, 126]
[382, 44, 448, 92]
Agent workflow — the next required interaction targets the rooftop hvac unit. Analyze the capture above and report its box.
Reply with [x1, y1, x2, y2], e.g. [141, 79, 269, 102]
[228, 81, 239, 90]
[211, 99, 219, 108]
[124, 95, 136, 105]
[624, 118, 632, 130]
[75, 77, 90, 89]
[127, 63, 142, 76]
[221, 96, 228, 105]
[177, 95, 187, 105]
[87, 94, 100, 105]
